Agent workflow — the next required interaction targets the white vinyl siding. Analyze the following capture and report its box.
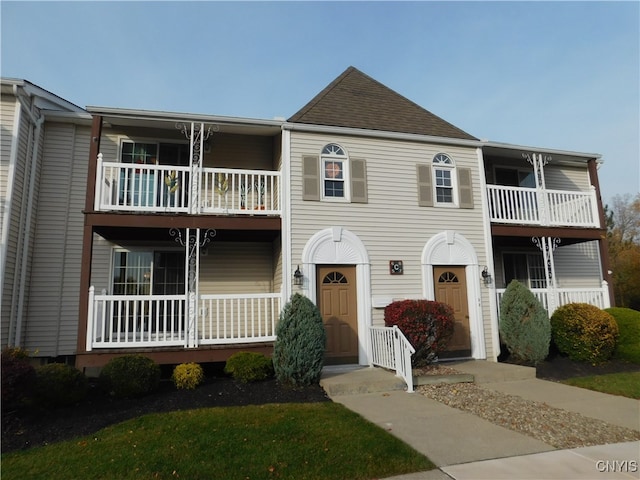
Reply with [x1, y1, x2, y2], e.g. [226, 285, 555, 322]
[554, 241, 602, 288]
[198, 242, 275, 294]
[24, 123, 91, 356]
[0, 95, 24, 347]
[544, 164, 592, 191]
[289, 131, 495, 359]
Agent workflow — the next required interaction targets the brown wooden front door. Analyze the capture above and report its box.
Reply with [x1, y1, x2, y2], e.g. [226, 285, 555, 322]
[434, 266, 472, 358]
[317, 265, 358, 365]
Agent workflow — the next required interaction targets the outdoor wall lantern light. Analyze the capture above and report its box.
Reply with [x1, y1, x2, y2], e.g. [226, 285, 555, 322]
[293, 265, 303, 286]
[481, 266, 492, 286]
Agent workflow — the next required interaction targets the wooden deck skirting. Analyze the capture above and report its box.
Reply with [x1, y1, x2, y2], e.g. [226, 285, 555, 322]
[75, 342, 275, 372]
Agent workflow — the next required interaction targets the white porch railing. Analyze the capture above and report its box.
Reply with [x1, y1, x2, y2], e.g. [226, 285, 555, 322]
[369, 326, 415, 393]
[487, 185, 599, 227]
[95, 156, 281, 215]
[496, 282, 610, 316]
[87, 287, 281, 350]
[198, 293, 281, 345]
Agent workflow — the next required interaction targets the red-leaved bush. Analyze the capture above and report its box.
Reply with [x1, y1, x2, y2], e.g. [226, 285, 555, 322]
[384, 299, 455, 366]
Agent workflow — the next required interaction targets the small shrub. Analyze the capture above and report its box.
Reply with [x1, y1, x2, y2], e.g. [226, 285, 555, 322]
[99, 355, 160, 398]
[384, 299, 455, 367]
[551, 303, 619, 364]
[1, 347, 36, 409]
[499, 280, 550, 365]
[172, 362, 205, 390]
[33, 363, 88, 407]
[273, 293, 326, 387]
[224, 352, 274, 383]
[605, 307, 640, 364]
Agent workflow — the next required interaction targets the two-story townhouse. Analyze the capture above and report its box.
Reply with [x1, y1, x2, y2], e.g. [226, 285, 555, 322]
[285, 67, 496, 363]
[1, 68, 612, 373]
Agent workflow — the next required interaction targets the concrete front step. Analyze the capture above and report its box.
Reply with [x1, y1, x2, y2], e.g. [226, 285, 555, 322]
[320, 361, 537, 397]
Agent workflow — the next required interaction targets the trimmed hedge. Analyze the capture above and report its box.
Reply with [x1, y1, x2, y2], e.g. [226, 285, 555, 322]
[99, 355, 160, 398]
[33, 363, 88, 407]
[172, 362, 205, 390]
[605, 307, 640, 364]
[551, 303, 619, 364]
[1, 347, 35, 410]
[224, 352, 273, 383]
[384, 299, 455, 367]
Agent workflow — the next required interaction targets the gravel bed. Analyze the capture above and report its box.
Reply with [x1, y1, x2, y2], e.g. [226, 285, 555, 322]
[418, 382, 640, 449]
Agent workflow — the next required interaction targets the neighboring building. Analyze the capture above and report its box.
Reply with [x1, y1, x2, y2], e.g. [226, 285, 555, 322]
[1, 68, 611, 370]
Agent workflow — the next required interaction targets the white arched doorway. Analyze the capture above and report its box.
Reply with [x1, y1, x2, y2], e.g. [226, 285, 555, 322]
[301, 227, 371, 365]
[422, 230, 486, 359]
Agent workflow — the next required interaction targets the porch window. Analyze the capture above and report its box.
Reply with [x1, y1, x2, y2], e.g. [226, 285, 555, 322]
[322, 143, 347, 199]
[433, 153, 455, 205]
[112, 250, 185, 295]
[495, 168, 535, 188]
[503, 253, 547, 289]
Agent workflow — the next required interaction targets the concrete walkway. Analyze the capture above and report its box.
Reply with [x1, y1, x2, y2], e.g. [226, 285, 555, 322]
[320, 361, 640, 480]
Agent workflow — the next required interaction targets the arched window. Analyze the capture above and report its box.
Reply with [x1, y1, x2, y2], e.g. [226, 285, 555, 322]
[433, 153, 456, 205]
[321, 143, 348, 199]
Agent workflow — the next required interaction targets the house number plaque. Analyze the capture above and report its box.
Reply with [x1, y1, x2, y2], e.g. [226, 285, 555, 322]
[389, 261, 403, 275]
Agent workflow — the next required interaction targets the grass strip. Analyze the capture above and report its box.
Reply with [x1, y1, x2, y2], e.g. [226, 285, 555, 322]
[2, 402, 434, 480]
[563, 372, 640, 399]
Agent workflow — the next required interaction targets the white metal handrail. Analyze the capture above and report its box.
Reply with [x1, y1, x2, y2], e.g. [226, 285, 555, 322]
[369, 325, 415, 393]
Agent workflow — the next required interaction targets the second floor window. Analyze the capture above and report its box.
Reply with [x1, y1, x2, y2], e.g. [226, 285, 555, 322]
[322, 143, 347, 199]
[433, 153, 455, 204]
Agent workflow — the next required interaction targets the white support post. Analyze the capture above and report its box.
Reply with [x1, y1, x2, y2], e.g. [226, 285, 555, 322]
[94, 154, 103, 211]
[86, 286, 95, 352]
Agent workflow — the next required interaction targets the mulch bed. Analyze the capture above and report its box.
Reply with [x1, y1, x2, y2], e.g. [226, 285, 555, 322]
[3, 353, 638, 454]
[1, 375, 330, 453]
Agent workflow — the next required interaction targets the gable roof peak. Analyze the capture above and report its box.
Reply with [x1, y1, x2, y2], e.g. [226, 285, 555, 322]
[289, 67, 477, 141]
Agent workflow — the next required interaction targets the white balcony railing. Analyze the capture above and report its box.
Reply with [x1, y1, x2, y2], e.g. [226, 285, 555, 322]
[86, 287, 281, 350]
[495, 283, 610, 316]
[487, 185, 599, 227]
[95, 156, 281, 215]
[369, 326, 415, 393]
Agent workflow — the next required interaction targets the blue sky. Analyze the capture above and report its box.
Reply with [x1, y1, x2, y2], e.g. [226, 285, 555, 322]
[2, 1, 638, 203]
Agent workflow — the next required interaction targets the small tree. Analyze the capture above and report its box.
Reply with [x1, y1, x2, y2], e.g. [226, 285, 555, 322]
[499, 280, 550, 365]
[273, 293, 326, 387]
[384, 299, 455, 367]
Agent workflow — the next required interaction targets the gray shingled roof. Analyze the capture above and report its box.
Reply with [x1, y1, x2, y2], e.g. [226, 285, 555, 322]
[288, 66, 478, 141]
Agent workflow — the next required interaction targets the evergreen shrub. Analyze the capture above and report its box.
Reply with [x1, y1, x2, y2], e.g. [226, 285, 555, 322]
[384, 299, 455, 367]
[551, 303, 619, 364]
[99, 355, 160, 398]
[33, 363, 88, 407]
[224, 352, 274, 383]
[273, 293, 326, 386]
[1, 347, 36, 409]
[172, 362, 205, 390]
[499, 280, 550, 365]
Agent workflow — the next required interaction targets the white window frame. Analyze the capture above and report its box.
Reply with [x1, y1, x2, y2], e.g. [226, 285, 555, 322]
[321, 143, 350, 202]
[433, 153, 457, 207]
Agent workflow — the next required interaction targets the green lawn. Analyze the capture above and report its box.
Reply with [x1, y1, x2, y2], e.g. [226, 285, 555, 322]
[563, 371, 640, 399]
[1, 402, 434, 480]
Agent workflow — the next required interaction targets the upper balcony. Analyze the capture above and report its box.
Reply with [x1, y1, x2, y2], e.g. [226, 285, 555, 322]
[486, 184, 599, 228]
[94, 154, 281, 216]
